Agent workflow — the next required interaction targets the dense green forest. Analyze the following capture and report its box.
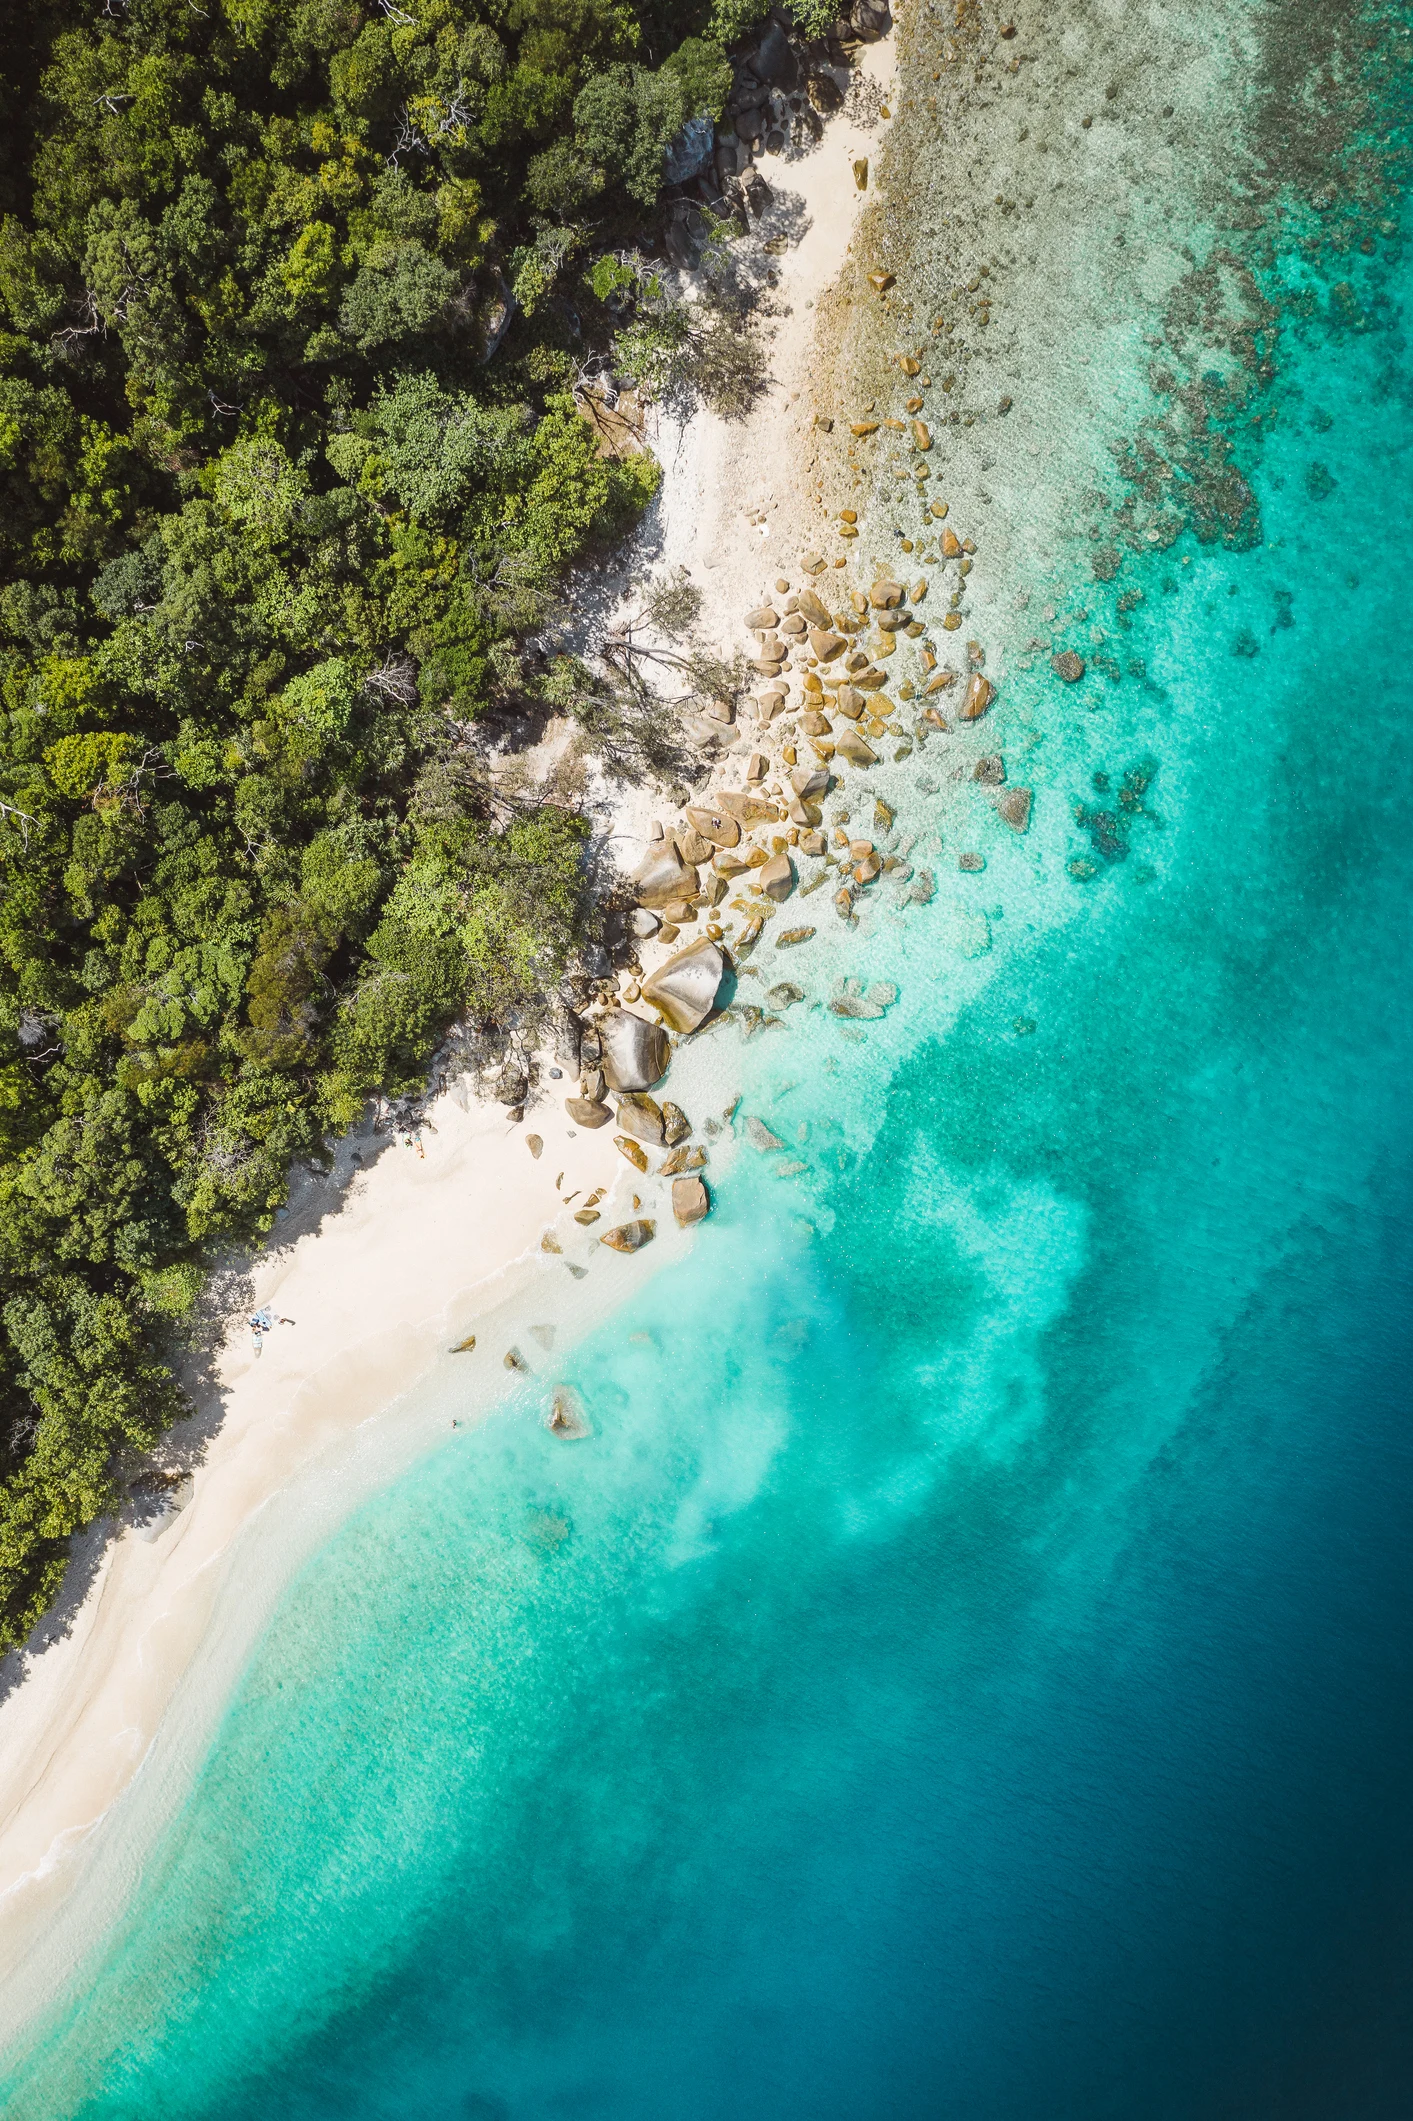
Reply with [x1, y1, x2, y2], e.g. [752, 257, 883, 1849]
[0, 0, 829, 1650]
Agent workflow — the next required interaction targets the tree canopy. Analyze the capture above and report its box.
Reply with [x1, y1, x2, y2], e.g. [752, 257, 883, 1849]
[0, 0, 778, 1650]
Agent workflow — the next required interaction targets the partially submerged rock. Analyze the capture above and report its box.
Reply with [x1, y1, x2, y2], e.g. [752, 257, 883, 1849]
[614, 1134, 650, 1171]
[598, 1011, 670, 1092]
[834, 727, 879, 766]
[746, 1116, 784, 1150]
[661, 1101, 691, 1146]
[600, 1218, 655, 1253]
[831, 977, 897, 1020]
[672, 1175, 711, 1227]
[997, 787, 1033, 832]
[640, 937, 725, 1034]
[547, 1386, 592, 1440]
[775, 925, 816, 947]
[958, 674, 994, 721]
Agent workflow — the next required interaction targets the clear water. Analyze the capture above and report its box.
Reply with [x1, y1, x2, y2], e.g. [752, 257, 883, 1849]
[6, 5, 1413, 2113]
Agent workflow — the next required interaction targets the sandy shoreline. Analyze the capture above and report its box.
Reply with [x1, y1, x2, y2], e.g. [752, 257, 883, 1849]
[0, 38, 896, 2017]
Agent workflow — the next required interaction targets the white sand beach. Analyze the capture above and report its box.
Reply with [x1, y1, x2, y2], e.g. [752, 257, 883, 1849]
[0, 37, 896, 2003]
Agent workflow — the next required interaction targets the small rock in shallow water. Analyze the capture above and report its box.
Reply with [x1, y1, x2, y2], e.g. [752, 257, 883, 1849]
[548, 1387, 591, 1439]
[767, 982, 805, 1007]
[672, 1175, 711, 1227]
[746, 1116, 785, 1151]
[775, 925, 815, 947]
[959, 851, 986, 872]
[1052, 650, 1086, 682]
[661, 1101, 691, 1145]
[504, 1348, 528, 1371]
[996, 787, 1033, 832]
[958, 674, 994, 722]
[614, 1135, 650, 1172]
[600, 1219, 655, 1253]
[834, 727, 879, 766]
[574, 1208, 601, 1225]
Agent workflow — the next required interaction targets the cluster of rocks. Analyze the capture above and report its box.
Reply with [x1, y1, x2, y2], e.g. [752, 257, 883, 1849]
[557, 975, 718, 1234]
[663, 2, 889, 267]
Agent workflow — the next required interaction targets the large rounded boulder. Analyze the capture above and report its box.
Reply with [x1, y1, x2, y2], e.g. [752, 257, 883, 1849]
[598, 1010, 671, 1092]
[640, 938, 726, 1034]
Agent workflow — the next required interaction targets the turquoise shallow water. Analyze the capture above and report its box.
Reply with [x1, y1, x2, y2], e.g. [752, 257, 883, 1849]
[7, 8, 1413, 2114]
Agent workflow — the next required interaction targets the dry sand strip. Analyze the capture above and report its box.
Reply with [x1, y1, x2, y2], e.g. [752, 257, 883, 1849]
[0, 33, 895, 2001]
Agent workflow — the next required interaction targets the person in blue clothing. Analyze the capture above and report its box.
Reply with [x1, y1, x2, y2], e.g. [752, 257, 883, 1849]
[248, 1306, 295, 1358]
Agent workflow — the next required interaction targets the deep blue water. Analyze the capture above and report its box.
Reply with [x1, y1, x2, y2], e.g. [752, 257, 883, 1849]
[5, 12, 1413, 2116]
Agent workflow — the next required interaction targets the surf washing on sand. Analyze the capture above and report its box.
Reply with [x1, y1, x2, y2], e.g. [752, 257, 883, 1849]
[4, 0, 1413, 2112]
